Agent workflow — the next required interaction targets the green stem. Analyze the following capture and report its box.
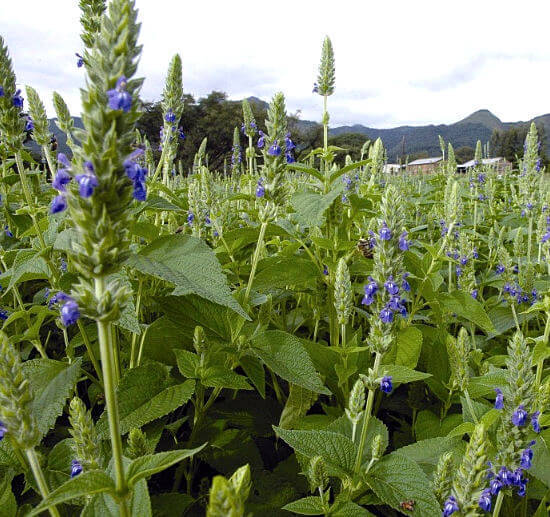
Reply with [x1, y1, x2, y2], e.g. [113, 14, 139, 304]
[463, 389, 479, 424]
[76, 320, 103, 385]
[94, 277, 129, 517]
[511, 303, 521, 333]
[535, 312, 550, 386]
[129, 278, 143, 369]
[353, 353, 381, 474]
[527, 216, 533, 266]
[492, 491, 504, 517]
[244, 221, 267, 303]
[26, 448, 61, 517]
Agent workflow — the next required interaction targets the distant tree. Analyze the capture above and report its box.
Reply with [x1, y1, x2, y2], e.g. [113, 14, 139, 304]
[455, 146, 475, 164]
[328, 133, 369, 164]
[408, 151, 429, 162]
[490, 124, 548, 166]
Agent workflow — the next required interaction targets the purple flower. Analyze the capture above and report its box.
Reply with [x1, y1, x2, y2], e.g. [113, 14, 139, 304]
[459, 256, 468, 266]
[455, 266, 462, 277]
[0, 309, 8, 320]
[478, 488, 492, 512]
[512, 405, 528, 427]
[494, 388, 504, 410]
[379, 307, 393, 324]
[323, 265, 328, 276]
[364, 277, 378, 296]
[380, 376, 393, 393]
[542, 231, 550, 243]
[496, 264, 505, 275]
[285, 132, 295, 151]
[312, 82, 319, 93]
[531, 411, 541, 433]
[0, 421, 6, 440]
[50, 195, 67, 214]
[52, 169, 72, 192]
[402, 273, 411, 292]
[361, 294, 375, 306]
[61, 300, 80, 326]
[71, 459, 83, 478]
[379, 221, 391, 241]
[25, 117, 34, 131]
[75, 53, 84, 67]
[285, 151, 295, 164]
[164, 109, 176, 123]
[107, 76, 132, 112]
[489, 476, 503, 495]
[267, 140, 281, 156]
[4, 225, 12, 238]
[384, 276, 399, 295]
[443, 496, 459, 516]
[0, 86, 4, 97]
[473, 248, 479, 259]
[12, 89, 23, 108]
[256, 178, 265, 198]
[257, 130, 265, 148]
[398, 231, 410, 251]
[74, 161, 98, 198]
[178, 127, 185, 140]
[471, 289, 478, 299]
[58, 153, 71, 169]
[520, 446, 534, 470]
[187, 212, 194, 225]
[368, 230, 377, 248]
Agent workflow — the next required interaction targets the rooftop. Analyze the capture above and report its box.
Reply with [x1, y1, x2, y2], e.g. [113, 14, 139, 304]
[408, 157, 443, 165]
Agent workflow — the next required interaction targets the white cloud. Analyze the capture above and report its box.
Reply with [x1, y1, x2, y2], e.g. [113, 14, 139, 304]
[1, 0, 550, 128]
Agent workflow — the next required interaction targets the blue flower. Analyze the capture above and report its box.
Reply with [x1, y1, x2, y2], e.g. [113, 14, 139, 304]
[478, 488, 492, 512]
[364, 277, 378, 296]
[4, 226, 13, 238]
[312, 82, 319, 93]
[178, 127, 185, 140]
[205, 215, 211, 225]
[368, 230, 377, 248]
[51, 195, 67, 214]
[401, 273, 411, 292]
[520, 446, 534, 469]
[60, 258, 67, 273]
[187, 212, 194, 225]
[361, 294, 375, 306]
[285, 132, 295, 151]
[267, 140, 281, 156]
[379, 221, 391, 241]
[473, 248, 479, 259]
[460, 256, 468, 266]
[52, 169, 72, 192]
[443, 496, 459, 516]
[71, 459, 83, 478]
[384, 275, 399, 295]
[542, 231, 550, 243]
[107, 76, 132, 112]
[285, 151, 295, 164]
[471, 289, 478, 299]
[494, 388, 504, 410]
[164, 109, 176, 123]
[379, 307, 393, 324]
[61, 300, 80, 326]
[398, 231, 410, 251]
[257, 130, 265, 148]
[123, 149, 147, 201]
[323, 265, 328, 276]
[0, 86, 4, 97]
[531, 411, 541, 433]
[489, 476, 503, 495]
[0, 421, 6, 440]
[75, 53, 84, 67]
[12, 89, 23, 108]
[256, 177, 265, 198]
[380, 376, 393, 393]
[512, 405, 528, 427]
[0, 309, 8, 320]
[495, 264, 505, 275]
[75, 161, 98, 198]
[25, 117, 34, 131]
[455, 266, 462, 277]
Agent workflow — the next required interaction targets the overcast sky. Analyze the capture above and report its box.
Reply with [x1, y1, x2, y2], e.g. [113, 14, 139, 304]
[2, 0, 550, 128]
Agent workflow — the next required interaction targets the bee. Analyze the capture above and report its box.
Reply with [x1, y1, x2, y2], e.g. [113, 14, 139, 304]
[357, 238, 374, 259]
[175, 226, 184, 234]
[49, 135, 58, 152]
[399, 500, 415, 512]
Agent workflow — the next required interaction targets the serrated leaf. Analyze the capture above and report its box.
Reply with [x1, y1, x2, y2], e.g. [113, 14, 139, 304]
[0, 473, 16, 517]
[381, 364, 431, 384]
[28, 471, 115, 516]
[383, 326, 423, 369]
[253, 256, 319, 291]
[290, 185, 344, 228]
[282, 496, 324, 515]
[22, 358, 82, 440]
[279, 384, 318, 429]
[439, 291, 495, 333]
[201, 367, 252, 390]
[239, 355, 265, 398]
[367, 453, 440, 516]
[273, 426, 355, 478]
[174, 349, 199, 378]
[126, 234, 248, 319]
[252, 331, 330, 395]
[2, 249, 49, 292]
[126, 446, 206, 487]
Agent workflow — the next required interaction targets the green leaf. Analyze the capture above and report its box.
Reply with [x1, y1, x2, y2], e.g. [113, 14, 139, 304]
[126, 234, 248, 319]
[28, 471, 116, 516]
[383, 327, 423, 369]
[394, 437, 464, 472]
[279, 384, 318, 429]
[273, 426, 355, 478]
[96, 364, 195, 437]
[367, 453, 440, 517]
[252, 331, 330, 395]
[126, 446, 206, 487]
[239, 355, 265, 398]
[0, 473, 16, 517]
[381, 364, 431, 384]
[201, 367, 252, 390]
[282, 496, 325, 515]
[174, 349, 199, 378]
[329, 158, 371, 183]
[253, 256, 319, 291]
[439, 291, 495, 333]
[286, 163, 324, 182]
[330, 499, 375, 517]
[290, 185, 344, 228]
[1, 249, 49, 292]
[22, 358, 82, 440]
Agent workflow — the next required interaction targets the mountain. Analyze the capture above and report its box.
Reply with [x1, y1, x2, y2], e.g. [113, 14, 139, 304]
[326, 109, 550, 160]
[26, 117, 84, 158]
